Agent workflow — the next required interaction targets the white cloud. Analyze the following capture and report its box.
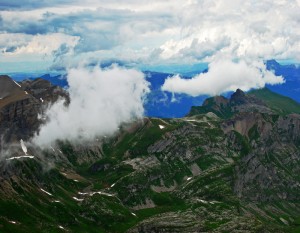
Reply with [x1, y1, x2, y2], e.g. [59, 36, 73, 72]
[1, 0, 300, 70]
[33, 65, 149, 146]
[15, 33, 79, 55]
[1, 33, 79, 55]
[161, 60, 285, 96]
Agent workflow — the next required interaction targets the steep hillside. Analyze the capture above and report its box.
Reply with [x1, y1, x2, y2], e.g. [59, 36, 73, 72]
[249, 87, 300, 115]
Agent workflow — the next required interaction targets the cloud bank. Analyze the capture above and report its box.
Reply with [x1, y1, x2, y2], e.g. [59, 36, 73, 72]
[1, 0, 300, 72]
[33, 65, 149, 146]
[161, 60, 285, 96]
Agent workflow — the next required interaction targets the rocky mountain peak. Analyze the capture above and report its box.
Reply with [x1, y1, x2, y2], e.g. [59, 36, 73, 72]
[188, 88, 274, 118]
[230, 88, 246, 104]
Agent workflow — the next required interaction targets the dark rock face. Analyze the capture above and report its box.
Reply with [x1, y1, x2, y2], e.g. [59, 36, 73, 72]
[0, 97, 41, 143]
[0, 76, 68, 148]
[21, 78, 70, 104]
[232, 113, 300, 202]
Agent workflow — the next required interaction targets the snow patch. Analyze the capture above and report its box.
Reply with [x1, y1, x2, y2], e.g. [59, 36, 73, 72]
[58, 225, 65, 230]
[186, 177, 192, 181]
[198, 199, 208, 204]
[20, 139, 28, 155]
[185, 119, 197, 122]
[9, 220, 17, 224]
[159, 125, 165, 129]
[131, 212, 137, 217]
[40, 188, 53, 196]
[73, 179, 79, 182]
[78, 191, 113, 197]
[6, 155, 34, 161]
[280, 217, 289, 225]
[110, 183, 116, 188]
[209, 200, 221, 204]
[25, 91, 28, 95]
[73, 197, 84, 202]
[40, 98, 44, 103]
[13, 80, 21, 87]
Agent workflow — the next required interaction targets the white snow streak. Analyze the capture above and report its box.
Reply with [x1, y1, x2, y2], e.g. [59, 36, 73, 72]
[198, 199, 208, 204]
[20, 139, 28, 155]
[13, 80, 21, 87]
[78, 191, 113, 197]
[50, 146, 56, 152]
[40, 188, 53, 196]
[6, 155, 34, 161]
[159, 125, 165, 129]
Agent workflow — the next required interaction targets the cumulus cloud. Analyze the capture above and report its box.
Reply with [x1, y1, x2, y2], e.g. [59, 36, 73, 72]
[33, 65, 149, 146]
[161, 60, 285, 96]
[0, 33, 79, 60]
[1, 0, 300, 73]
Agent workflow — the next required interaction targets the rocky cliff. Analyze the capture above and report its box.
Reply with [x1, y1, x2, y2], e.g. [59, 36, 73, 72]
[0, 75, 69, 148]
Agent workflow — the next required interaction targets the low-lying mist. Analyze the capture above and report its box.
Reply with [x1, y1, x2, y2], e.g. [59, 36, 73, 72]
[33, 65, 150, 147]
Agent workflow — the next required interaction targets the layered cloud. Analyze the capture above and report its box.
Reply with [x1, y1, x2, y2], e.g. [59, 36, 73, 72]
[161, 60, 285, 96]
[0, 33, 79, 55]
[33, 65, 149, 146]
[1, 0, 300, 72]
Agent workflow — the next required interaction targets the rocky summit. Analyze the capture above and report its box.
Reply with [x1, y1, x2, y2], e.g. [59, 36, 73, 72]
[0, 76, 300, 233]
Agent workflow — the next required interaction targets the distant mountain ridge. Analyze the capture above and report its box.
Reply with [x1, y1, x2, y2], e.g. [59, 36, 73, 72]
[5, 60, 300, 118]
[189, 87, 300, 118]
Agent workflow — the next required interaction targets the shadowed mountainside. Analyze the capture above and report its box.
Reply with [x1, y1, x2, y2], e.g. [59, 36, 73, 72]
[0, 75, 69, 149]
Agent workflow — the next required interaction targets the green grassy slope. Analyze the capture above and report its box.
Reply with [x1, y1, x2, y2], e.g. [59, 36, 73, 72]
[249, 88, 300, 115]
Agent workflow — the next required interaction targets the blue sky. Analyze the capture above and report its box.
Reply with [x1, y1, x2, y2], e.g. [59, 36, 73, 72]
[0, 0, 299, 96]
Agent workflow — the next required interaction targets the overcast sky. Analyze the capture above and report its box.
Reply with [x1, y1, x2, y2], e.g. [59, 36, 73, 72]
[0, 0, 300, 73]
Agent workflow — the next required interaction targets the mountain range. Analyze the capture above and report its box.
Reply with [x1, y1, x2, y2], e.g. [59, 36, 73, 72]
[0, 74, 300, 232]
[6, 60, 299, 118]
